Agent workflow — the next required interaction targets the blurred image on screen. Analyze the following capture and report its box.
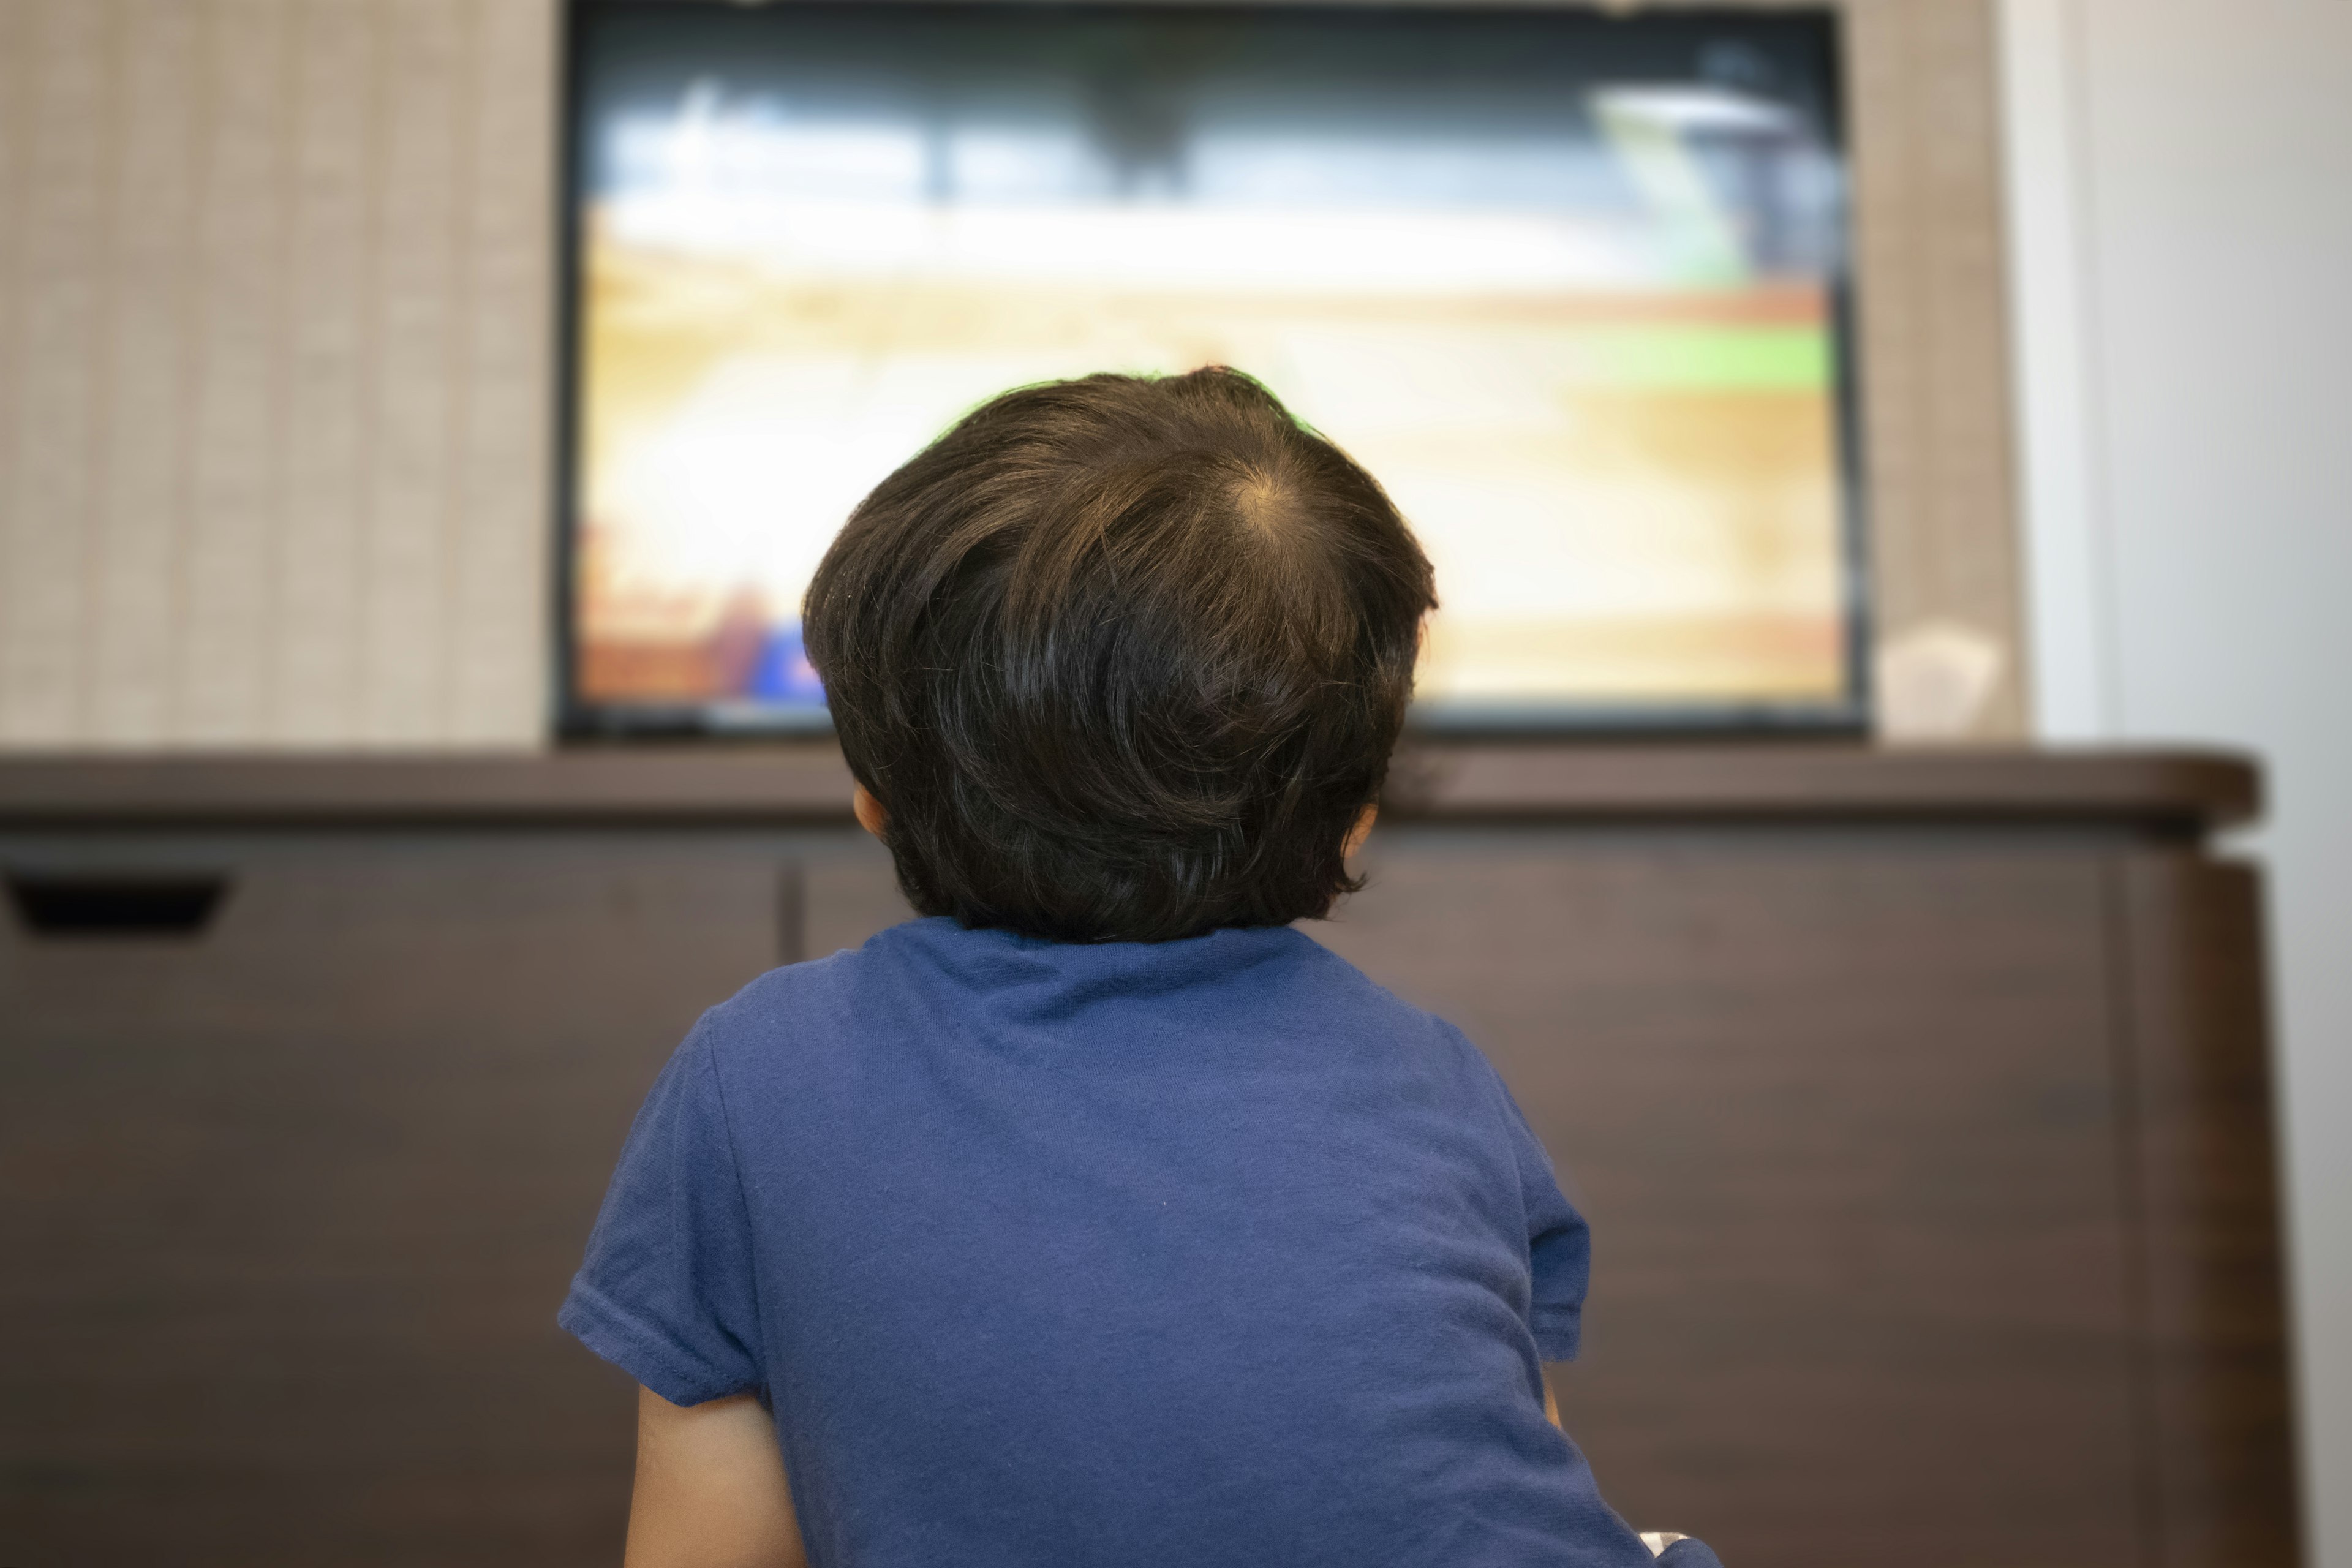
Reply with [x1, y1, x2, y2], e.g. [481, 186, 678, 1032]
[565, 4, 1857, 729]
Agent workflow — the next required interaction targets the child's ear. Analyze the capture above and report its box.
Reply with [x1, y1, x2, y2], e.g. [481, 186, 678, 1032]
[1343, 804, 1378, 859]
[852, 783, 889, 839]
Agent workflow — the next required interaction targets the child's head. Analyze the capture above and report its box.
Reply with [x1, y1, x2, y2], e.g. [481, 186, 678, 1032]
[804, 368, 1436, 943]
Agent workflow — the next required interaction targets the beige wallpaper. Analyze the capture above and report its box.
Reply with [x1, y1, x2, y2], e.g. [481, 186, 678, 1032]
[0, 0, 552, 748]
[0, 0, 2022, 750]
[1844, 0, 2027, 736]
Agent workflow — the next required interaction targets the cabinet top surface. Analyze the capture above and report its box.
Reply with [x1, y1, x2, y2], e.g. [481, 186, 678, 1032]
[0, 744, 2259, 834]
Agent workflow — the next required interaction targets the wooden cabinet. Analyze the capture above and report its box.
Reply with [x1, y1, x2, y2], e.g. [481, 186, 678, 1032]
[0, 839, 824, 1564]
[0, 747, 2297, 1567]
[1317, 833, 2285, 1567]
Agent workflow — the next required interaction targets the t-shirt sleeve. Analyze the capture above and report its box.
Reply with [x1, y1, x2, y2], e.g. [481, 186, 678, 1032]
[1493, 1072, 1592, 1363]
[557, 1019, 766, 1407]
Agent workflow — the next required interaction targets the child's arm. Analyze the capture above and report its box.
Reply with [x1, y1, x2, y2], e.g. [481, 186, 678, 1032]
[624, 1385, 808, 1568]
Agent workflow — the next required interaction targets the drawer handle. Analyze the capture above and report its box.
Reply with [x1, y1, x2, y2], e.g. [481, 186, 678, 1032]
[4, 872, 232, 937]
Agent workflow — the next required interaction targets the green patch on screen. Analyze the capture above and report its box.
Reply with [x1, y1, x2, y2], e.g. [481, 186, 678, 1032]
[1579, 326, 1833, 390]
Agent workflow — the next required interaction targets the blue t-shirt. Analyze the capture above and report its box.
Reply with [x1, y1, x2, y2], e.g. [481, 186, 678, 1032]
[562, 918, 1714, 1568]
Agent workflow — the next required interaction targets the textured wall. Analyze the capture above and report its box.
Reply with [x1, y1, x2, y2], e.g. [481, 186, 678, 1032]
[0, 0, 552, 748]
[0, 0, 2020, 750]
[1845, 0, 2027, 736]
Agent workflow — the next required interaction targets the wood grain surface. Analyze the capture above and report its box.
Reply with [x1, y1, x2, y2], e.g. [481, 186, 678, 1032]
[1317, 831, 2144, 1566]
[2110, 855, 2300, 1568]
[0, 799, 2295, 1568]
[0, 744, 2261, 831]
[0, 840, 786, 1564]
[0, 761, 2294, 1567]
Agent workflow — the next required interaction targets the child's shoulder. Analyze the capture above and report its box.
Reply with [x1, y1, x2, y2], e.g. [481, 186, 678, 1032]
[680, 918, 999, 1063]
[699, 940, 862, 1026]
[688, 916, 1494, 1084]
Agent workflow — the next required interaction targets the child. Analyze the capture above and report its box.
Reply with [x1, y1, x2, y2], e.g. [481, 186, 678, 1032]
[560, 369, 1721, 1568]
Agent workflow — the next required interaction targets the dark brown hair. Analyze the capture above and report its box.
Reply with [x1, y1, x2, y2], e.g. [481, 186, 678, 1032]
[802, 368, 1436, 943]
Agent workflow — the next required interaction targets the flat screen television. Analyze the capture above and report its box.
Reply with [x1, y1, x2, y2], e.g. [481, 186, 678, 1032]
[558, 1, 1865, 736]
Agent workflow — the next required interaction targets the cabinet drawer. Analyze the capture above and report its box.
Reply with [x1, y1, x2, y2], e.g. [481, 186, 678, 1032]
[1319, 829, 2141, 1568]
[0, 838, 804, 1566]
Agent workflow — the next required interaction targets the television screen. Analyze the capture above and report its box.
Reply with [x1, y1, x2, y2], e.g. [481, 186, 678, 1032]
[560, 2, 1862, 734]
